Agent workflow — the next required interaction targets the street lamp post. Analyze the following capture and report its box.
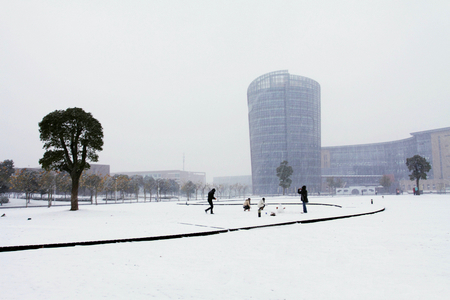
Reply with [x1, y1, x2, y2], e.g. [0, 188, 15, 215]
[114, 177, 117, 203]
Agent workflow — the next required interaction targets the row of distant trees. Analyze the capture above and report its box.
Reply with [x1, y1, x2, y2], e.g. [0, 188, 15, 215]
[0, 159, 249, 207]
[1, 162, 178, 206]
[2, 106, 433, 209]
[180, 180, 249, 201]
[0, 108, 243, 210]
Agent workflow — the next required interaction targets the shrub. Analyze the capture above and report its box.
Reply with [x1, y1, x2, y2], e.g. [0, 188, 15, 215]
[0, 195, 9, 204]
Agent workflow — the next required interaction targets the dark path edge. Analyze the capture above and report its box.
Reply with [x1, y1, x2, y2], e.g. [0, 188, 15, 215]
[0, 207, 385, 253]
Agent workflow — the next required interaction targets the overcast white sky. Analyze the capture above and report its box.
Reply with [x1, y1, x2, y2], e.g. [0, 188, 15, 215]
[1, 0, 449, 181]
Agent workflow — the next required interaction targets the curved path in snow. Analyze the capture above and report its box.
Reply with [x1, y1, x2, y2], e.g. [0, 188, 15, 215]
[0, 201, 384, 253]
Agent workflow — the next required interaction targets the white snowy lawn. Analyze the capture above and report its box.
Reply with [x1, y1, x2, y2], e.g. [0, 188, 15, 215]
[0, 194, 449, 300]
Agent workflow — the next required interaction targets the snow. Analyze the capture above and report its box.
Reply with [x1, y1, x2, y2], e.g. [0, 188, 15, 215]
[1, 194, 449, 299]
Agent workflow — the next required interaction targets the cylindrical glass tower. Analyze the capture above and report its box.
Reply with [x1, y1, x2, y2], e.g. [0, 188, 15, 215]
[248, 70, 321, 195]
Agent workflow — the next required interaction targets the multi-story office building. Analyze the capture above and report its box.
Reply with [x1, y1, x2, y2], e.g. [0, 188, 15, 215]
[247, 71, 449, 195]
[321, 139, 416, 187]
[248, 70, 321, 195]
[321, 127, 450, 193]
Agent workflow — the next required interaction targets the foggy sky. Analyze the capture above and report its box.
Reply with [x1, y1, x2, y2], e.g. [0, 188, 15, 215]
[1, 0, 449, 181]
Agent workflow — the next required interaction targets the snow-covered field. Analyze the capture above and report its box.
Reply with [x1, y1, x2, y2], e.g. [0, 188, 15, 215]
[0, 194, 449, 299]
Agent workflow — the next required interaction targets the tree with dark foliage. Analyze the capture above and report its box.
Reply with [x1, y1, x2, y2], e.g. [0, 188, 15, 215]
[276, 160, 293, 195]
[39, 108, 103, 210]
[406, 155, 431, 195]
[0, 159, 15, 195]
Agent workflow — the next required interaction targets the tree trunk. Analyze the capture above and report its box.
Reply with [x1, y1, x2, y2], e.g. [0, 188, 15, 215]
[71, 175, 80, 211]
[416, 178, 420, 195]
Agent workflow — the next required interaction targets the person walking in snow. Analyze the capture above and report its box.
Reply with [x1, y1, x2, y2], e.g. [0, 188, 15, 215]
[205, 188, 216, 214]
[243, 198, 251, 211]
[298, 186, 308, 213]
[257, 197, 266, 217]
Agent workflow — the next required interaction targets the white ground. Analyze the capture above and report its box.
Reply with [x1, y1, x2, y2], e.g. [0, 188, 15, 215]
[0, 194, 449, 299]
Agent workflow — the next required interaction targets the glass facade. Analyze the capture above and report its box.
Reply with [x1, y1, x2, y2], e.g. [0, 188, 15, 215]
[248, 70, 321, 195]
[322, 127, 450, 189]
[322, 138, 417, 187]
[248, 71, 449, 194]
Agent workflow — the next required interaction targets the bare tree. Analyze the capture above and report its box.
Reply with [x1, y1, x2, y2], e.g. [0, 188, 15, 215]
[81, 172, 104, 204]
[181, 181, 196, 201]
[10, 169, 39, 207]
[379, 175, 393, 194]
[55, 172, 72, 199]
[143, 176, 156, 202]
[115, 174, 130, 201]
[129, 175, 143, 202]
[102, 175, 115, 203]
[38, 170, 56, 207]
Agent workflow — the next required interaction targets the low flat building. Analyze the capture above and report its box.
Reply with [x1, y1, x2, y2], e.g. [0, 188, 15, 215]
[112, 170, 206, 185]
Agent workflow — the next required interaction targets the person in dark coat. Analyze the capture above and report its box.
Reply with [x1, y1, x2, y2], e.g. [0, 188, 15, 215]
[298, 186, 308, 213]
[205, 188, 216, 214]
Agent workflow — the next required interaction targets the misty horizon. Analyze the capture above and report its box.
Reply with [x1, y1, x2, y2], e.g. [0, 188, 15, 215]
[1, 1, 449, 181]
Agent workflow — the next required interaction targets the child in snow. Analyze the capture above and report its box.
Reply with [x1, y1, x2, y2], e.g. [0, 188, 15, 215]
[243, 198, 251, 211]
[257, 198, 265, 217]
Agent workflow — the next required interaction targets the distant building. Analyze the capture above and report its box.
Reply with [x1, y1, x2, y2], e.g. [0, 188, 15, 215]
[248, 70, 321, 195]
[14, 164, 110, 177]
[246, 72, 449, 195]
[85, 164, 110, 177]
[322, 127, 450, 193]
[112, 170, 206, 185]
